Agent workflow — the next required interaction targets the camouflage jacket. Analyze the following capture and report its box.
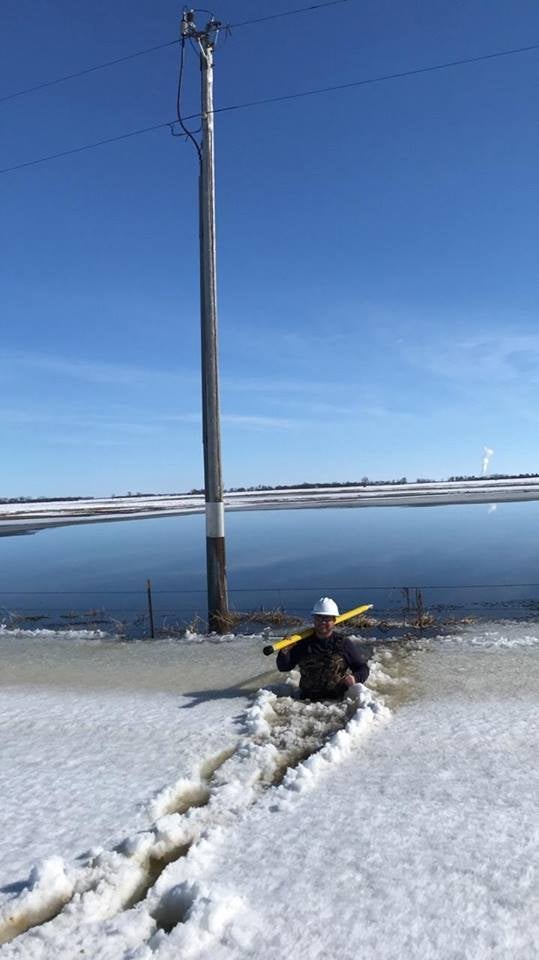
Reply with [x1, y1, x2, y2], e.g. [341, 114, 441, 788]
[276, 632, 369, 700]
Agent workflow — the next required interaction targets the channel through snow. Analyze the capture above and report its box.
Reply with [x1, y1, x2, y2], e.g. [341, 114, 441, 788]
[0, 623, 538, 958]
[0, 655, 386, 957]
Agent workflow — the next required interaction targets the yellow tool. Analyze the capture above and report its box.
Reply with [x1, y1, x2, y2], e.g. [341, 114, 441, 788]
[262, 603, 373, 656]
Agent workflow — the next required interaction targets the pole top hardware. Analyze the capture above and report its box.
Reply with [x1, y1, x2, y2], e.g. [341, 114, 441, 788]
[180, 9, 196, 37]
[181, 9, 222, 43]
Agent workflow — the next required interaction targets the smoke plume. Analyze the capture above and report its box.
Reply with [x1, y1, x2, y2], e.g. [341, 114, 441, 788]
[482, 446, 494, 475]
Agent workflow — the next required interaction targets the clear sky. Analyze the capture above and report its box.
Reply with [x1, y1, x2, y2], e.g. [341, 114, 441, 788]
[2, 0, 538, 497]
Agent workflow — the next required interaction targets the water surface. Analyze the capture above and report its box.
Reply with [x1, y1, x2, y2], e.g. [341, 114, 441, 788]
[0, 502, 538, 630]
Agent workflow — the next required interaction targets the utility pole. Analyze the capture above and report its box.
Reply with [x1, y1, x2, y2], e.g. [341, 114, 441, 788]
[181, 10, 229, 633]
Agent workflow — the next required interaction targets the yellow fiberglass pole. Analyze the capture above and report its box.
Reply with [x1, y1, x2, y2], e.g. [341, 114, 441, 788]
[262, 603, 373, 656]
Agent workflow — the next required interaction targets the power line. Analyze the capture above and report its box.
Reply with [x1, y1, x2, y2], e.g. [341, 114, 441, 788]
[2, 39, 538, 176]
[1, 582, 539, 594]
[1, 2, 356, 106]
[175, 35, 202, 160]
[0, 39, 179, 106]
[229, 0, 355, 28]
[213, 40, 539, 116]
[0, 119, 180, 174]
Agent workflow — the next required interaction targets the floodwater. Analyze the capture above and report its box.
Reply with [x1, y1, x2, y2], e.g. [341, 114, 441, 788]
[0, 628, 278, 695]
[0, 502, 538, 629]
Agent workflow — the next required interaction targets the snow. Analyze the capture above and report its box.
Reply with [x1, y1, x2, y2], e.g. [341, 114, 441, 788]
[440, 619, 539, 648]
[2, 477, 539, 535]
[0, 623, 538, 958]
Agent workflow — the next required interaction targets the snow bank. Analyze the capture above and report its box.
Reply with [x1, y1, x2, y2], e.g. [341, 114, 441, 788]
[2, 624, 536, 959]
[0, 625, 117, 643]
[439, 619, 539, 648]
[0, 625, 246, 645]
[0, 858, 73, 946]
[0, 677, 388, 958]
[146, 642, 539, 960]
[276, 684, 388, 800]
[0, 686, 246, 913]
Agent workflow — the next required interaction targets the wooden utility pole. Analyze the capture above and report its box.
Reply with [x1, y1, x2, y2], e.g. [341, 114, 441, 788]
[181, 10, 228, 632]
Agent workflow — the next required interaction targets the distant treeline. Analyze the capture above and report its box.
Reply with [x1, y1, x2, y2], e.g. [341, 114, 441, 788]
[0, 495, 91, 504]
[446, 473, 539, 482]
[196, 472, 539, 493]
[213, 478, 410, 493]
[3, 472, 539, 504]
[0, 492, 168, 504]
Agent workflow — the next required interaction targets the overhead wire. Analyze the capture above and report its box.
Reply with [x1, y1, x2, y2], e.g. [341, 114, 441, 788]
[1, 582, 539, 594]
[0, 1, 357, 107]
[0, 119, 180, 174]
[173, 36, 202, 160]
[1, 39, 539, 175]
[0, 39, 179, 105]
[229, 0, 355, 28]
[211, 40, 539, 116]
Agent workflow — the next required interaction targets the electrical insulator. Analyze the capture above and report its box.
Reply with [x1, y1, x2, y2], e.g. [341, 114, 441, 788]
[181, 9, 195, 37]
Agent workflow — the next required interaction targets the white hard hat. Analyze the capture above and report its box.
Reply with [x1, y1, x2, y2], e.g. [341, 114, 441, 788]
[312, 597, 339, 617]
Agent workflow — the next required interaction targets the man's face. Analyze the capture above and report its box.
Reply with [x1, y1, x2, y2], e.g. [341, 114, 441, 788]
[314, 615, 336, 639]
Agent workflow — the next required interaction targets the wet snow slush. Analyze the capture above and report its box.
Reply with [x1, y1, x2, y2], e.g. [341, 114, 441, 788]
[0, 622, 538, 959]
[0, 662, 386, 957]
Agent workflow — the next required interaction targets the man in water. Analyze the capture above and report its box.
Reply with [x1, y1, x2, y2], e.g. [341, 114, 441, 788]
[276, 597, 369, 700]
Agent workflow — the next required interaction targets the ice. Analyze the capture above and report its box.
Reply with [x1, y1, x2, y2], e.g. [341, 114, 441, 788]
[0, 627, 269, 904]
[2, 476, 539, 535]
[0, 858, 73, 945]
[439, 618, 539, 648]
[0, 623, 537, 958]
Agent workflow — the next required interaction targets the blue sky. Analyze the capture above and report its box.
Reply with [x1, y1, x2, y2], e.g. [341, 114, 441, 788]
[2, 0, 538, 497]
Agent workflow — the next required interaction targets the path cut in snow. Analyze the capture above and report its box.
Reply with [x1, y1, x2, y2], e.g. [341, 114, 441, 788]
[1, 622, 537, 959]
[0, 675, 388, 957]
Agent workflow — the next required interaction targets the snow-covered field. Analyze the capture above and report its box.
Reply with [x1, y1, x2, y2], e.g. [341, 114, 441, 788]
[2, 477, 539, 535]
[0, 623, 538, 958]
